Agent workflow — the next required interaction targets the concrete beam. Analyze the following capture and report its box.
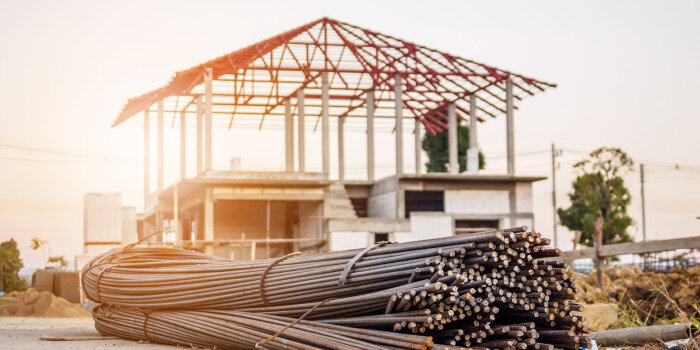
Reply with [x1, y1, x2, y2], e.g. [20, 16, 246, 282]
[179, 110, 186, 179]
[366, 90, 375, 181]
[328, 218, 411, 233]
[448, 103, 458, 174]
[196, 96, 203, 174]
[506, 78, 515, 175]
[297, 90, 306, 172]
[204, 67, 213, 171]
[321, 72, 330, 176]
[284, 99, 294, 172]
[157, 100, 164, 190]
[338, 116, 345, 182]
[143, 108, 150, 205]
[467, 93, 479, 174]
[394, 74, 403, 175]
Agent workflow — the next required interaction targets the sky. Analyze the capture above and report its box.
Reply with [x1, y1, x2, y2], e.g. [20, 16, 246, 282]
[0, 0, 698, 269]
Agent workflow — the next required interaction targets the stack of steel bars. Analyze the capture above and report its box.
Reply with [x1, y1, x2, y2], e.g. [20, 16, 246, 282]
[82, 226, 589, 350]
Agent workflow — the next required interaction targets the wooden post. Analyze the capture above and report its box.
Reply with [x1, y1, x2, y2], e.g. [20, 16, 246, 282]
[594, 215, 604, 293]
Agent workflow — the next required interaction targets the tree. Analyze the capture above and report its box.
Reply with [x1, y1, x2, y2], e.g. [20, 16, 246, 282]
[0, 239, 27, 292]
[558, 147, 635, 247]
[48, 256, 68, 269]
[422, 122, 485, 173]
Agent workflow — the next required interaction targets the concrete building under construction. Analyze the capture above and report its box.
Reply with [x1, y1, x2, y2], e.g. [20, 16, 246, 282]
[111, 18, 555, 260]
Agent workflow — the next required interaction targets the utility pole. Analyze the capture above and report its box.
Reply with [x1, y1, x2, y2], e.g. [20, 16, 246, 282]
[640, 163, 647, 242]
[551, 143, 559, 249]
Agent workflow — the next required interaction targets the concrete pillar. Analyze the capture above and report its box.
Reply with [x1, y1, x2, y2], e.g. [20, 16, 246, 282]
[415, 118, 422, 175]
[448, 102, 458, 174]
[157, 100, 164, 190]
[196, 97, 203, 174]
[366, 90, 375, 181]
[321, 72, 330, 176]
[297, 90, 306, 172]
[174, 186, 180, 244]
[143, 108, 150, 206]
[204, 67, 213, 171]
[284, 99, 294, 172]
[204, 187, 214, 255]
[180, 110, 186, 179]
[394, 74, 403, 175]
[467, 93, 479, 174]
[506, 78, 515, 175]
[338, 116, 345, 182]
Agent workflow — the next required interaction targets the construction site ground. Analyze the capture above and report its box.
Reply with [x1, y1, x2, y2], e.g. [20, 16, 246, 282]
[0, 317, 176, 349]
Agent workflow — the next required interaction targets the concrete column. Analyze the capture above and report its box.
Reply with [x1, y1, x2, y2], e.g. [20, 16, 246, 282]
[448, 102, 458, 174]
[179, 110, 186, 179]
[321, 72, 330, 176]
[204, 67, 213, 171]
[157, 100, 164, 190]
[174, 186, 180, 244]
[467, 93, 479, 174]
[143, 108, 150, 206]
[196, 97, 203, 174]
[415, 118, 422, 175]
[284, 99, 294, 172]
[394, 74, 403, 175]
[366, 90, 375, 181]
[506, 78, 515, 175]
[204, 187, 214, 255]
[338, 116, 345, 182]
[297, 90, 306, 172]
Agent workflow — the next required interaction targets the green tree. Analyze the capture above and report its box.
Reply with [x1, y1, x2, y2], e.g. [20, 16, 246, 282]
[422, 122, 485, 173]
[48, 256, 68, 269]
[558, 147, 635, 247]
[0, 239, 28, 292]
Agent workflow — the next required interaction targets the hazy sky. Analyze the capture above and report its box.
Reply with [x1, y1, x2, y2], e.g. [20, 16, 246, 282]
[1, 0, 698, 269]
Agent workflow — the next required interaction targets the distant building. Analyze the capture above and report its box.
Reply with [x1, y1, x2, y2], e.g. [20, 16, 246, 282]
[78, 193, 136, 269]
[111, 18, 554, 260]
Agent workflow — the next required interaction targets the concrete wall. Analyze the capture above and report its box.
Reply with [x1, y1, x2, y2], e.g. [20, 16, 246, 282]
[328, 231, 370, 251]
[403, 212, 454, 242]
[367, 191, 397, 218]
[83, 193, 123, 254]
[296, 201, 323, 252]
[444, 190, 510, 215]
[122, 206, 138, 244]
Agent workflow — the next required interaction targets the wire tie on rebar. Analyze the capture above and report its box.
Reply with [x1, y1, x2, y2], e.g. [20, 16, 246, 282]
[254, 297, 335, 350]
[141, 309, 154, 342]
[94, 264, 116, 303]
[260, 251, 302, 306]
[338, 241, 392, 287]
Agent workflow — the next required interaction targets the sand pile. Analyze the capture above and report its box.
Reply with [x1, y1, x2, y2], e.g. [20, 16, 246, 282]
[0, 288, 90, 317]
[574, 265, 700, 324]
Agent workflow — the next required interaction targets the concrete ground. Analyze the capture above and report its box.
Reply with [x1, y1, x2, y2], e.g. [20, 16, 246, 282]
[0, 317, 177, 349]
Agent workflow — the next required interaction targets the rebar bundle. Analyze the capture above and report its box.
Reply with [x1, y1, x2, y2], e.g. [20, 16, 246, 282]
[82, 227, 589, 350]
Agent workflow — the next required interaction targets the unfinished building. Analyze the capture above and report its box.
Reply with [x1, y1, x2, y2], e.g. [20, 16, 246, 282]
[111, 18, 555, 260]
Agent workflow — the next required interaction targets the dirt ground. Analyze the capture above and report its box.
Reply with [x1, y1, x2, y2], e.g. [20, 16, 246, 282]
[0, 317, 176, 349]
